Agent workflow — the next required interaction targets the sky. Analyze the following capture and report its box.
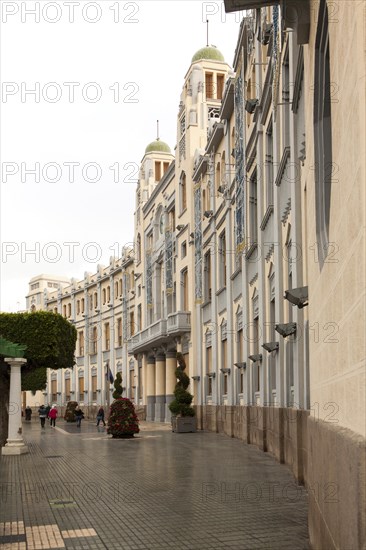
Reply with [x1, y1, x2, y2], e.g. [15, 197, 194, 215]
[0, 0, 246, 312]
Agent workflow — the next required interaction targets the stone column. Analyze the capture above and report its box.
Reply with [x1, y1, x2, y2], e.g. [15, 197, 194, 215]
[2, 358, 28, 456]
[146, 356, 156, 421]
[165, 351, 177, 422]
[155, 354, 166, 422]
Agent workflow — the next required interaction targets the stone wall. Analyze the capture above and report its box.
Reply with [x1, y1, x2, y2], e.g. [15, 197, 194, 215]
[307, 417, 366, 550]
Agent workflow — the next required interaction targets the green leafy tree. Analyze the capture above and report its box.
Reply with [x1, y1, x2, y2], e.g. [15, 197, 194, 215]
[0, 311, 77, 445]
[168, 352, 195, 417]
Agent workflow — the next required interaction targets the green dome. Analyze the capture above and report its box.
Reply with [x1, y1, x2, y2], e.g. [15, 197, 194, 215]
[191, 45, 225, 63]
[145, 140, 171, 154]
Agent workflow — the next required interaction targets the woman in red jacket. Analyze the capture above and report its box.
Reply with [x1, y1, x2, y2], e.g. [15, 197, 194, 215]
[49, 405, 58, 427]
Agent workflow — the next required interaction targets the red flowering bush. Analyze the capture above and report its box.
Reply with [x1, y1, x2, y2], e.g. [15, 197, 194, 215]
[107, 398, 139, 438]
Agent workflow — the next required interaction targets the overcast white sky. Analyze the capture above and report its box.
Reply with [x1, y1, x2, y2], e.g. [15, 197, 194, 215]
[0, 0, 245, 312]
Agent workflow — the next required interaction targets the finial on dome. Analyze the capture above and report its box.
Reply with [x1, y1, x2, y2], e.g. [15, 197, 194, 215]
[157, 119, 160, 141]
[206, 19, 209, 47]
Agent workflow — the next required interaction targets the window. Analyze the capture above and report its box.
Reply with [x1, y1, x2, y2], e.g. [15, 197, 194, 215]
[119, 279, 123, 296]
[51, 379, 57, 403]
[92, 326, 98, 354]
[182, 269, 188, 311]
[107, 286, 110, 303]
[205, 72, 213, 99]
[249, 170, 258, 247]
[65, 377, 71, 402]
[81, 298, 85, 313]
[78, 376, 84, 402]
[103, 288, 106, 304]
[79, 331, 84, 356]
[136, 234, 141, 263]
[219, 232, 227, 288]
[89, 294, 93, 311]
[282, 52, 290, 148]
[67, 303, 71, 317]
[216, 162, 221, 194]
[63, 305, 67, 317]
[217, 74, 224, 100]
[104, 323, 110, 350]
[155, 161, 161, 182]
[180, 172, 187, 212]
[92, 374, 97, 401]
[265, 119, 274, 207]
[223, 374, 228, 395]
[129, 368, 135, 400]
[314, 0, 333, 266]
[77, 300, 80, 315]
[204, 252, 212, 302]
[137, 304, 142, 331]
[117, 318, 122, 346]
[181, 241, 187, 258]
[94, 292, 98, 309]
[115, 282, 118, 297]
[129, 312, 135, 337]
[163, 161, 169, 174]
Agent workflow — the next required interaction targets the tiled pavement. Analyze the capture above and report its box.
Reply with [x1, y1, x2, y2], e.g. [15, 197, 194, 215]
[0, 420, 309, 550]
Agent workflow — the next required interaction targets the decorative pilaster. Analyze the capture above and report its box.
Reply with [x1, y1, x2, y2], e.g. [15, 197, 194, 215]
[165, 351, 177, 422]
[146, 356, 156, 421]
[155, 354, 166, 422]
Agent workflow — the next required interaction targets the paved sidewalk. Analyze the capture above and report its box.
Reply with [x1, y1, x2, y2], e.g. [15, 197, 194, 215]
[0, 420, 309, 550]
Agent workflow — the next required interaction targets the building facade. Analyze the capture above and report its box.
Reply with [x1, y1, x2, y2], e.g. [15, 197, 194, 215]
[27, 3, 365, 548]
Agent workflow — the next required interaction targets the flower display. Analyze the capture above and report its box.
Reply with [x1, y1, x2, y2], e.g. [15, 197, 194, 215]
[107, 398, 139, 438]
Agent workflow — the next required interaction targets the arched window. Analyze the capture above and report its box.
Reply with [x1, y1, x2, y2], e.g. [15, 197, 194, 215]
[103, 288, 106, 304]
[107, 286, 110, 303]
[94, 292, 98, 308]
[81, 298, 85, 313]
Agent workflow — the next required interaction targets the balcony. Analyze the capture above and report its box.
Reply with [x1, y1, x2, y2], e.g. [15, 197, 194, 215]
[128, 319, 168, 354]
[167, 312, 191, 336]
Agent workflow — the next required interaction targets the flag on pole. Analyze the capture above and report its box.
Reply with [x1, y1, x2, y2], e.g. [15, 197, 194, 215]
[105, 362, 114, 384]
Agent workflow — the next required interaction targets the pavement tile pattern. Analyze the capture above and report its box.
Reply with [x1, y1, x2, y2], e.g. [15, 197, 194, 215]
[0, 420, 309, 549]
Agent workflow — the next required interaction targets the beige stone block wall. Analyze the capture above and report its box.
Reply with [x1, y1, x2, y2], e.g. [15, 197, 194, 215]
[304, 0, 366, 437]
[307, 417, 366, 550]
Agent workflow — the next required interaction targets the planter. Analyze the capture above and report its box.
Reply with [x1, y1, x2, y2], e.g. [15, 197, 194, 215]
[172, 415, 197, 433]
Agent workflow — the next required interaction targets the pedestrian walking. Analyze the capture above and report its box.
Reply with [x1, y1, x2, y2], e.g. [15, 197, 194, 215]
[49, 405, 58, 427]
[74, 406, 84, 428]
[45, 404, 51, 423]
[96, 406, 106, 427]
[38, 405, 47, 428]
[25, 406, 32, 421]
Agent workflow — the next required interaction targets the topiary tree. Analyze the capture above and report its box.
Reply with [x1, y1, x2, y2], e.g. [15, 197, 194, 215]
[112, 372, 124, 399]
[107, 398, 139, 438]
[0, 311, 77, 445]
[169, 352, 195, 417]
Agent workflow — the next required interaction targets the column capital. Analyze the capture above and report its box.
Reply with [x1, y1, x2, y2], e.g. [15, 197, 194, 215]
[155, 354, 166, 362]
[166, 350, 177, 359]
[5, 358, 27, 367]
[147, 356, 156, 365]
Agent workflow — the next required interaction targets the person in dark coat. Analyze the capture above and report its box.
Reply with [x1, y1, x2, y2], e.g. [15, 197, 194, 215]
[96, 406, 106, 427]
[38, 405, 47, 428]
[74, 406, 84, 428]
[25, 406, 32, 421]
